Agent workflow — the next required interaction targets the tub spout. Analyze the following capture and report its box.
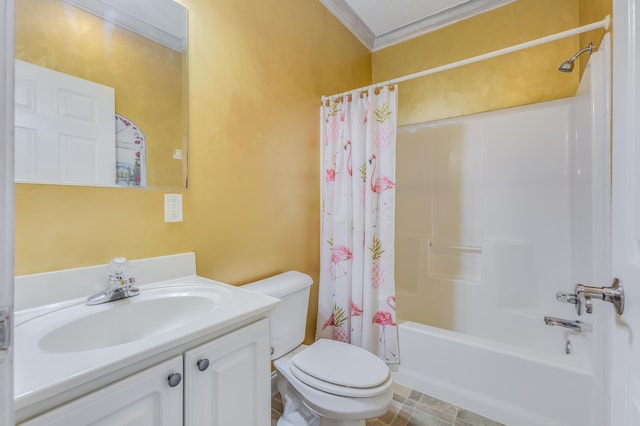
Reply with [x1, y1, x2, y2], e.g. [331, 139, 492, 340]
[544, 316, 592, 333]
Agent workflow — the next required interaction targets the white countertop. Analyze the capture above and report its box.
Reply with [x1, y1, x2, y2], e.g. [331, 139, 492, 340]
[13, 254, 280, 422]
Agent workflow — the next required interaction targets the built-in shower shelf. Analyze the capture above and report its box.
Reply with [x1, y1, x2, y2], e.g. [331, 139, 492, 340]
[428, 242, 482, 252]
[428, 240, 482, 282]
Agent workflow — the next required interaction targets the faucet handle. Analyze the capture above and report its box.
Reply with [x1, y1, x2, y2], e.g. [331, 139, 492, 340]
[109, 257, 129, 280]
[556, 291, 588, 316]
[87, 258, 138, 305]
[556, 292, 579, 304]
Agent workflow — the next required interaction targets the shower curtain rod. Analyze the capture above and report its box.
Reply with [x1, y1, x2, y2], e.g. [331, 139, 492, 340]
[321, 15, 610, 101]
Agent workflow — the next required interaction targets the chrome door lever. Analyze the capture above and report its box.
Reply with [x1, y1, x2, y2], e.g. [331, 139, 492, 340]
[575, 278, 624, 316]
[0, 306, 10, 352]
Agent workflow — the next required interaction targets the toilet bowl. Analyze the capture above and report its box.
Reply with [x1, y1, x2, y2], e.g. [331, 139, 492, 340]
[242, 271, 393, 426]
[275, 341, 393, 426]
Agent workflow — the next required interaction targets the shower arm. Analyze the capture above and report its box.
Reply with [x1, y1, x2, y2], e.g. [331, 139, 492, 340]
[569, 44, 593, 62]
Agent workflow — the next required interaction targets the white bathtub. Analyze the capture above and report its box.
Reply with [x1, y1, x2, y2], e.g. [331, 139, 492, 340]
[393, 321, 602, 426]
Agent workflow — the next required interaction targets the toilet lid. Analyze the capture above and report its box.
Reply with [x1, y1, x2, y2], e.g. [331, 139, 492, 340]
[290, 339, 390, 390]
[289, 362, 392, 397]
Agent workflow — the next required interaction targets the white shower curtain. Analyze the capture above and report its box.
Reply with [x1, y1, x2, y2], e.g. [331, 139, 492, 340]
[316, 86, 399, 363]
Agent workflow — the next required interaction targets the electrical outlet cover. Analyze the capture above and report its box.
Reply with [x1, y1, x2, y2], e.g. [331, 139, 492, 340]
[164, 193, 183, 222]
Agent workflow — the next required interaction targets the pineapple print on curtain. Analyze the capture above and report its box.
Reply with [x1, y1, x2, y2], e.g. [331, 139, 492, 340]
[316, 86, 399, 363]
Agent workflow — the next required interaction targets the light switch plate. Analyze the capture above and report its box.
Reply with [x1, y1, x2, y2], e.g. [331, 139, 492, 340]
[164, 193, 183, 222]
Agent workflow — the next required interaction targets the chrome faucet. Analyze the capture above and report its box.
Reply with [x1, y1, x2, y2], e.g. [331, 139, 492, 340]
[544, 316, 592, 333]
[556, 278, 625, 316]
[575, 279, 624, 315]
[87, 257, 139, 305]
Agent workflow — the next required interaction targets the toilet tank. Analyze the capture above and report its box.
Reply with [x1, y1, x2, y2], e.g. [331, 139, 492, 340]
[242, 271, 313, 360]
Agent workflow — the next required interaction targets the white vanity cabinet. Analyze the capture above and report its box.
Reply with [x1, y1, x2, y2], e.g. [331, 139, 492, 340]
[14, 254, 280, 425]
[19, 319, 271, 426]
[184, 318, 271, 425]
[21, 356, 184, 426]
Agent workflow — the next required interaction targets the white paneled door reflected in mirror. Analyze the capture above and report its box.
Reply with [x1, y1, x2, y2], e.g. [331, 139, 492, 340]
[14, 0, 188, 189]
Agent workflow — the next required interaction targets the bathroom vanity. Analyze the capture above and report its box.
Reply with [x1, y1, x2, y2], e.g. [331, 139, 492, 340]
[13, 253, 279, 425]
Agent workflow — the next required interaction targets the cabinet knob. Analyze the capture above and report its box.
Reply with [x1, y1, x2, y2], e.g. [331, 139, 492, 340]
[197, 358, 210, 372]
[167, 372, 182, 387]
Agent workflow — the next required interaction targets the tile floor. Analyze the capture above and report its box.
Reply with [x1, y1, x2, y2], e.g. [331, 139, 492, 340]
[271, 383, 505, 426]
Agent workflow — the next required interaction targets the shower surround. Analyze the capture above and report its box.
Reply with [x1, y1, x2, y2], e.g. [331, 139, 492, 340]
[393, 41, 610, 426]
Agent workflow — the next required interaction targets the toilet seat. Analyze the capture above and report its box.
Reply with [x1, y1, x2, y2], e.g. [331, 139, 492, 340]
[274, 347, 394, 421]
[289, 339, 391, 398]
[289, 363, 392, 398]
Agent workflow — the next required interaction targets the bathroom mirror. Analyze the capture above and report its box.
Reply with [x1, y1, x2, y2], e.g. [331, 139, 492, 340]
[14, 0, 188, 189]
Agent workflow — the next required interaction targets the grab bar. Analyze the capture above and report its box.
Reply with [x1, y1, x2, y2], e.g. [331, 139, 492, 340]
[544, 316, 592, 333]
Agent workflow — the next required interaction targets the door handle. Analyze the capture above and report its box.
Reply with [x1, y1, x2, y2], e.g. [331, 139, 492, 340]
[0, 306, 10, 352]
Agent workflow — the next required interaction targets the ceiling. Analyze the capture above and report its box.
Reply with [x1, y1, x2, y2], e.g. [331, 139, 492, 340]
[319, 0, 516, 51]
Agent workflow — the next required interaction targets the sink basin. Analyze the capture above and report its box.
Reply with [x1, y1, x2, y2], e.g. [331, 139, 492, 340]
[39, 293, 218, 352]
[16, 284, 231, 353]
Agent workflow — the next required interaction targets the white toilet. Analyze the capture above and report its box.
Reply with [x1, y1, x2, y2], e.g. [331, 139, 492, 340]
[243, 271, 393, 426]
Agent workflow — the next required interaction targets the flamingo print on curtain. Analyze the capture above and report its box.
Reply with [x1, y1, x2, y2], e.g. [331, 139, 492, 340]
[316, 85, 399, 363]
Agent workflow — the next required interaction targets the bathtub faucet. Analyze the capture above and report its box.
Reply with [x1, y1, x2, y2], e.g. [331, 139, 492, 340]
[544, 316, 592, 333]
[556, 278, 625, 316]
[575, 279, 624, 316]
[87, 257, 139, 305]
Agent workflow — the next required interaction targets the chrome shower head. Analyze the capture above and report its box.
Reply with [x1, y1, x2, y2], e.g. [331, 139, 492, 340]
[559, 43, 593, 73]
[558, 60, 575, 73]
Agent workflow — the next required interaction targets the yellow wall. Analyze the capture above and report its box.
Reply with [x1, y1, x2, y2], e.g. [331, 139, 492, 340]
[14, 0, 370, 342]
[15, 0, 610, 343]
[15, 0, 187, 188]
[179, 0, 370, 342]
[372, 0, 582, 126]
[15, 185, 192, 273]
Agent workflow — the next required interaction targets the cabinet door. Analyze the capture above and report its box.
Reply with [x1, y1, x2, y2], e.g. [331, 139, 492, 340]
[21, 356, 183, 426]
[184, 319, 271, 426]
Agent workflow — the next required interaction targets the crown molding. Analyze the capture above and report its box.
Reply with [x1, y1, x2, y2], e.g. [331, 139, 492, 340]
[318, 0, 375, 50]
[63, 0, 187, 52]
[320, 0, 516, 52]
[373, 0, 516, 51]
